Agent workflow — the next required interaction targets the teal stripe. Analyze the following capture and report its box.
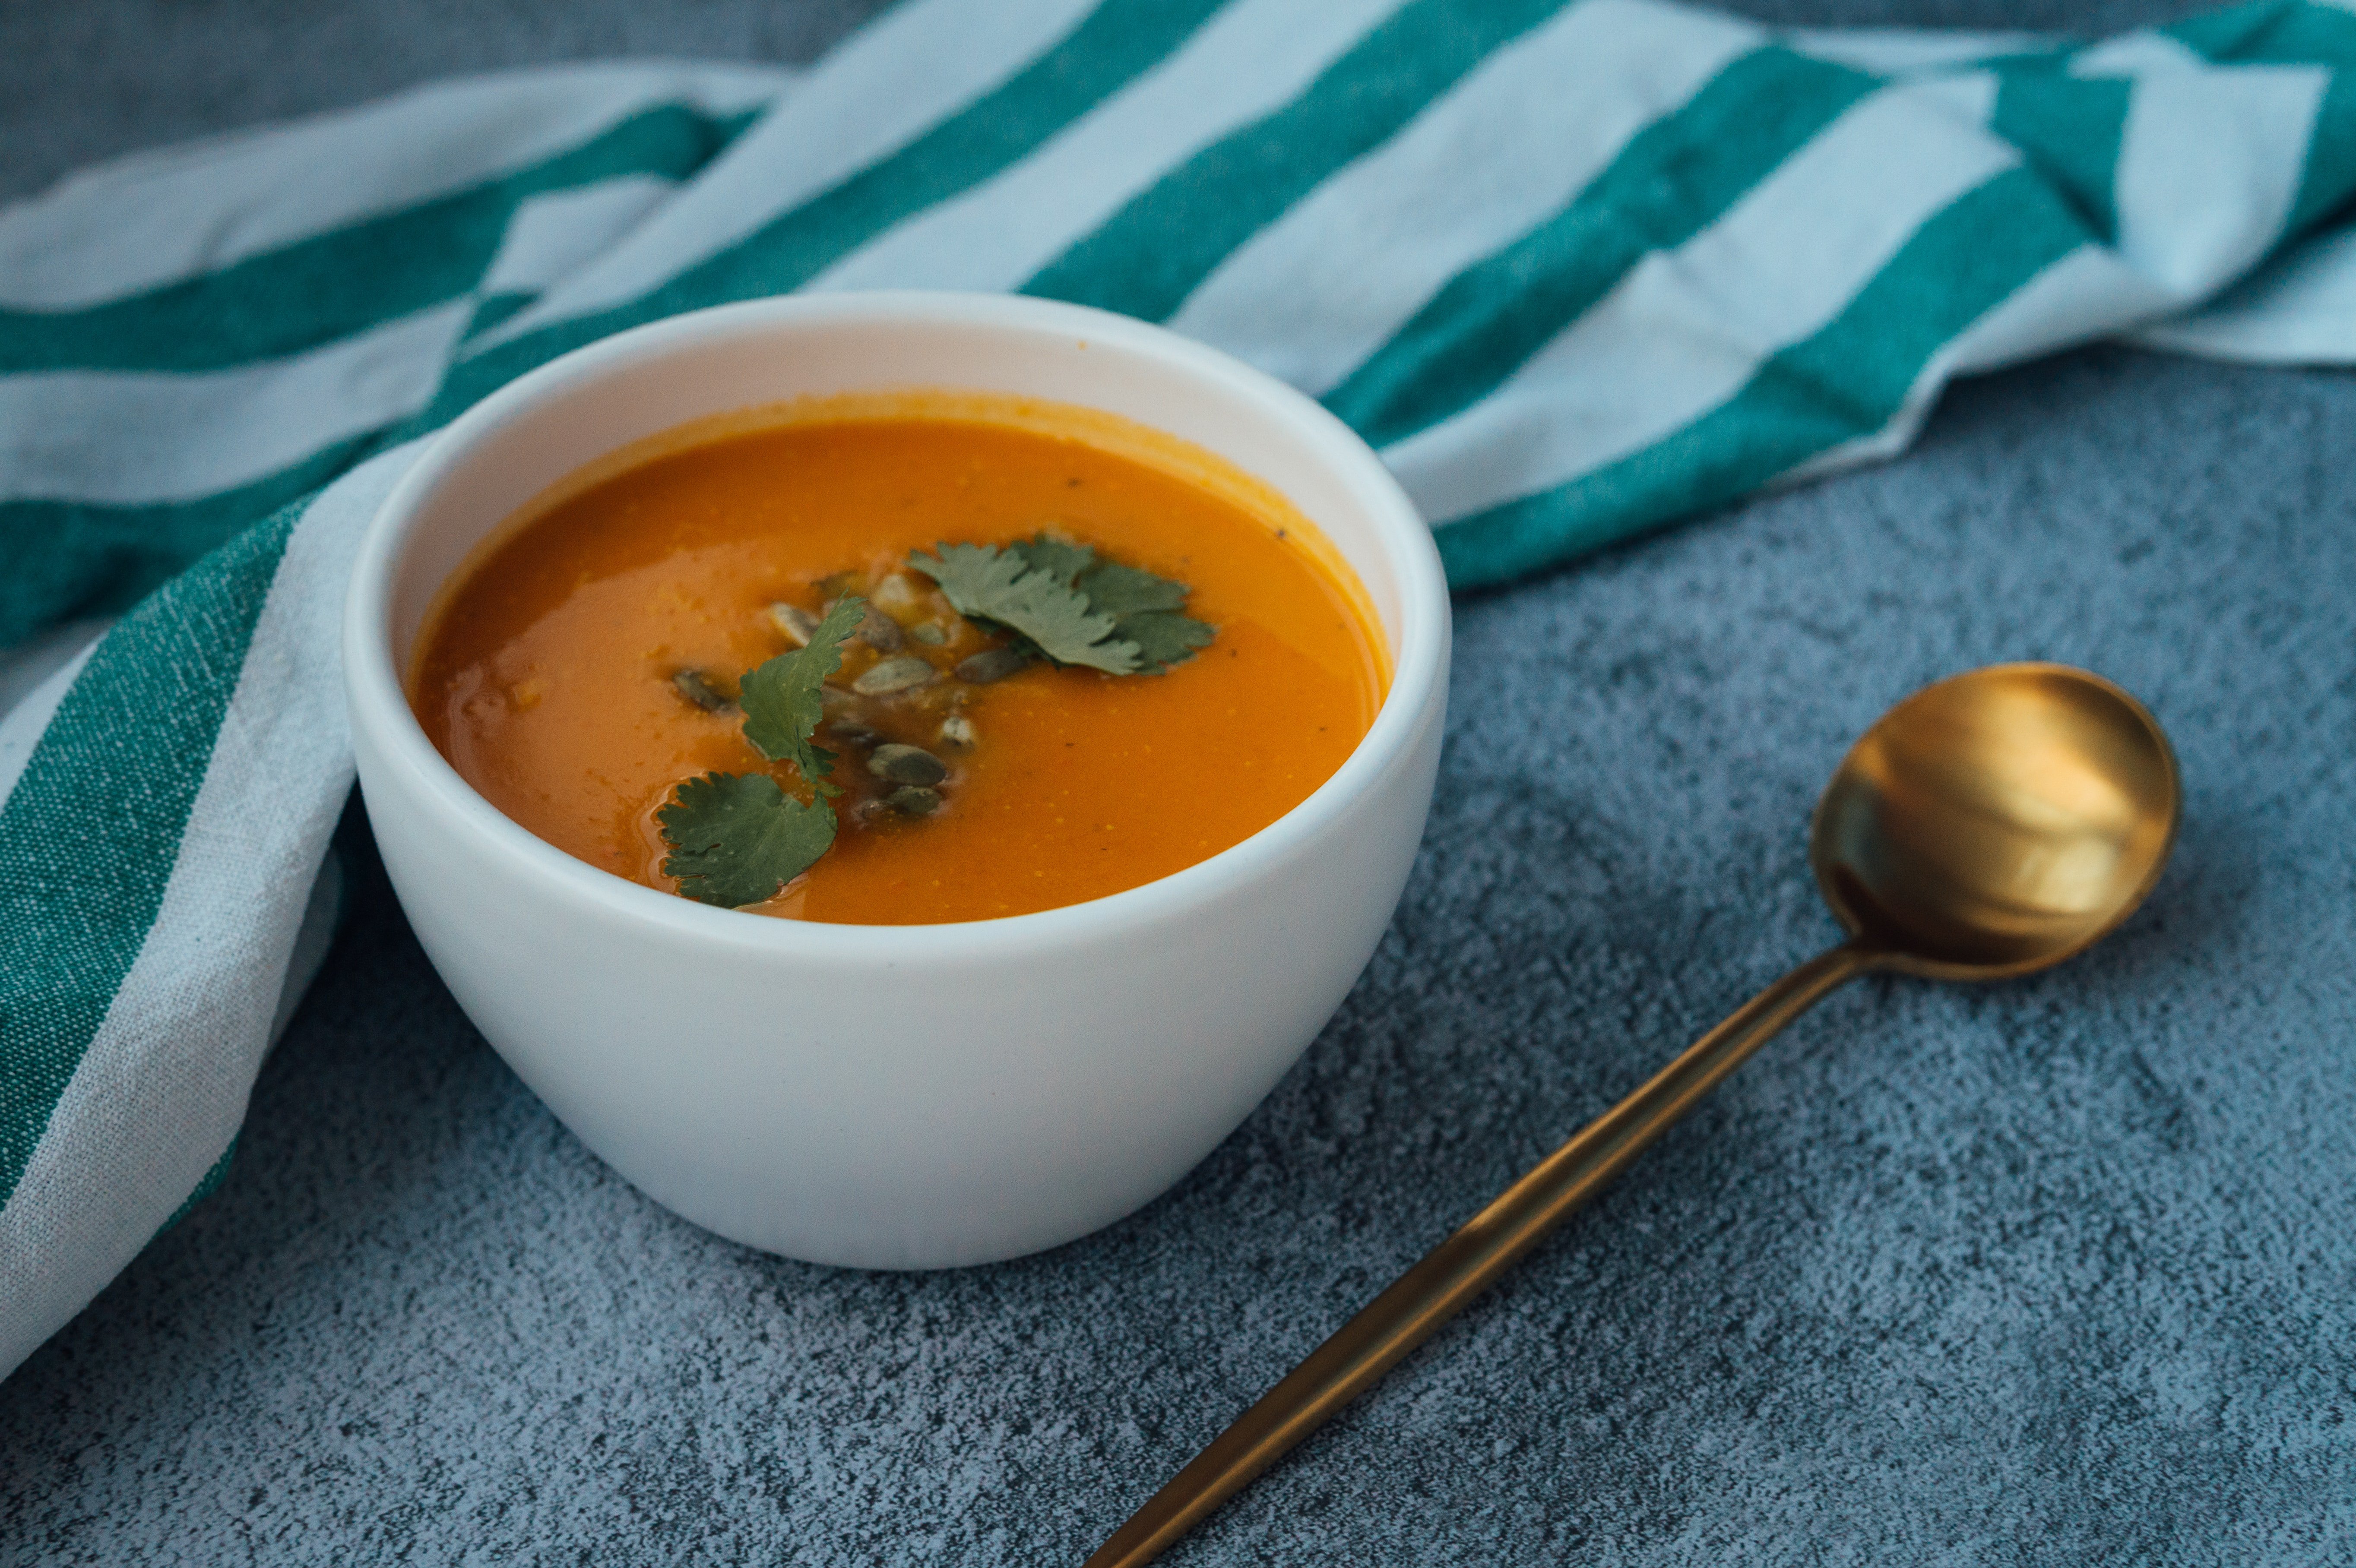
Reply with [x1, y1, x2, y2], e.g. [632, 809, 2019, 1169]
[0, 501, 301, 1204]
[1989, 74, 2130, 242]
[1324, 47, 1876, 449]
[2169, 1, 2356, 235]
[0, 104, 750, 376]
[1021, 0, 1564, 321]
[0, 432, 376, 649]
[417, 0, 1230, 431]
[1436, 165, 2090, 588]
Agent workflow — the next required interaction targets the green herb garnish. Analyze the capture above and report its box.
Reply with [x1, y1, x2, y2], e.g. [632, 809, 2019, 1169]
[653, 535, 1216, 912]
[1049, 552, 1216, 673]
[656, 594, 866, 907]
[908, 541, 1139, 673]
[740, 595, 865, 786]
[657, 771, 837, 908]
[909, 536, 1213, 674]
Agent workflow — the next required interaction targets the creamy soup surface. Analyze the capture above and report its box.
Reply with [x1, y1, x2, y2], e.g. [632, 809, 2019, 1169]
[411, 402, 1387, 925]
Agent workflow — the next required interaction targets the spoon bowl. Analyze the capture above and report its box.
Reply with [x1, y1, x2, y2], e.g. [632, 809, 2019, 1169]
[1811, 663, 2179, 980]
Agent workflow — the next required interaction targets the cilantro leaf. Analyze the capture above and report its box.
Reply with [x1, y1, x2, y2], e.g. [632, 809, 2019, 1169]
[1070, 558, 1187, 616]
[1008, 534, 1097, 588]
[908, 543, 1141, 674]
[657, 771, 837, 907]
[1051, 548, 1213, 673]
[1114, 609, 1217, 671]
[1070, 557, 1211, 671]
[741, 595, 865, 779]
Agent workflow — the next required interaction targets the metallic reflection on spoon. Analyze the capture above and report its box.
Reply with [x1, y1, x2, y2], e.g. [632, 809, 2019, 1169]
[1087, 663, 2180, 1568]
[1814, 664, 2178, 977]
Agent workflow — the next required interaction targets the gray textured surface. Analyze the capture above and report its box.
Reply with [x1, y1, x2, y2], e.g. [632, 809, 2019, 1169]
[5, 2, 2356, 1565]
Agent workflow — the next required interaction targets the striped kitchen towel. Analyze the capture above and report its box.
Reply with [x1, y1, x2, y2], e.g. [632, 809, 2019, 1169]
[7, 0, 2356, 1377]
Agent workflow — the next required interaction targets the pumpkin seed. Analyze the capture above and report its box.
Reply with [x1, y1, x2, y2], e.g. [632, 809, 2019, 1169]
[853, 656, 934, 695]
[671, 669, 736, 712]
[955, 646, 1030, 685]
[768, 603, 819, 646]
[909, 621, 947, 646]
[868, 743, 948, 786]
[829, 721, 884, 749]
[937, 714, 977, 749]
[884, 785, 942, 816]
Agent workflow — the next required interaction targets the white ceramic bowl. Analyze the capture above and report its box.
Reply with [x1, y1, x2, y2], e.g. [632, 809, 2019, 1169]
[345, 292, 1450, 1268]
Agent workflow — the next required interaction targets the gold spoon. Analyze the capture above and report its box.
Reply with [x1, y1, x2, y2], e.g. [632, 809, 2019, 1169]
[1086, 661, 2179, 1568]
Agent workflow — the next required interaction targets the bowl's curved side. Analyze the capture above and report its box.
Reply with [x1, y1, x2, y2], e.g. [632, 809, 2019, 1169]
[356, 670, 1444, 1267]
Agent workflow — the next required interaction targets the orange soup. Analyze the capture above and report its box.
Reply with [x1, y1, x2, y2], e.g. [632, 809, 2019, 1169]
[410, 397, 1387, 925]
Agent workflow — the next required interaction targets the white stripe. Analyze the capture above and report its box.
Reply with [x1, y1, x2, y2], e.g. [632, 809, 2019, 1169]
[469, 0, 1104, 350]
[1165, 0, 1760, 395]
[806, 0, 1404, 295]
[0, 443, 414, 1382]
[0, 300, 465, 506]
[2108, 65, 2326, 301]
[1900, 69, 2007, 125]
[0, 63, 787, 310]
[2068, 31, 2210, 77]
[480, 175, 678, 298]
[1950, 243, 2170, 373]
[1783, 25, 2051, 74]
[0, 632, 101, 815]
[2129, 224, 2356, 364]
[1388, 76, 2011, 525]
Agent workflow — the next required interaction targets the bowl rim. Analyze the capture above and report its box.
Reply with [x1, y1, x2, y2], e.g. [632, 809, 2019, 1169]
[344, 289, 1450, 961]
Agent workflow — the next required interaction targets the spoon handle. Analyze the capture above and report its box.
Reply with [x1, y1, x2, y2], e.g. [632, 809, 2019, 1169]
[1085, 940, 1875, 1568]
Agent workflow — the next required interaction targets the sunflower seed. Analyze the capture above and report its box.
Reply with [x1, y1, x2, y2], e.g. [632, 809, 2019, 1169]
[853, 656, 935, 695]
